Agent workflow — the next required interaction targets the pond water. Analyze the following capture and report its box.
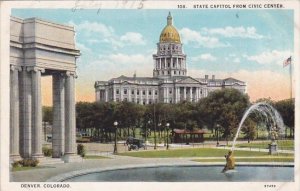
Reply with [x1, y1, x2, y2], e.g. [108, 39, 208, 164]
[63, 165, 293, 182]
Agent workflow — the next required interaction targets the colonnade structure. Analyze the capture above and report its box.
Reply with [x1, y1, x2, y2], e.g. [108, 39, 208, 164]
[95, 12, 247, 103]
[10, 16, 81, 162]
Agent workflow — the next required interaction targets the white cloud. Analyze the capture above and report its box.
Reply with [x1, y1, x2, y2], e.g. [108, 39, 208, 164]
[120, 32, 146, 45]
[203, 26, 264, 39]
[69, 20, 147, 49]
[245, 50, 292, 65]
[233, 58, 240, 63]
[191, 53, 217, 62]
[72, 20, 114, 38]
[179, 28, 229, 48]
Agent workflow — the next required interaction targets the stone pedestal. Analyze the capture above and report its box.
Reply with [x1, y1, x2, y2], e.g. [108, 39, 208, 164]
[63, 154, 83, 163]
[268, 143, 278, 155]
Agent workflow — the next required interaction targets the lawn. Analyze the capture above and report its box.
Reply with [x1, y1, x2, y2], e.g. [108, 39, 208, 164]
[233, 140, 294, 150]
[118, 148, 293, 158]
[84, 155, 110, 159]
[12, 166, 50, 172]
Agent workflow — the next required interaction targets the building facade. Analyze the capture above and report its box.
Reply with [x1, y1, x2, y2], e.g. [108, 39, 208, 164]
[95, 13, 246, 104]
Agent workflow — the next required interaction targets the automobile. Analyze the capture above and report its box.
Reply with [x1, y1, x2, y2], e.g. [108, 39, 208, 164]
[76, 132, 92, 143]
[126, 137, 145, 151]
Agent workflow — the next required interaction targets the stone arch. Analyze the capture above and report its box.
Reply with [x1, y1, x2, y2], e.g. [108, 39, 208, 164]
[10, 17, 81, 163]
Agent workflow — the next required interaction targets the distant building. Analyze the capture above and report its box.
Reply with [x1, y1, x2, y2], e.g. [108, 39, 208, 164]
[95, 13, 246, 104]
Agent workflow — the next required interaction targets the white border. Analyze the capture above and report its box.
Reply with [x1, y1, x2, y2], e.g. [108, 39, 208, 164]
[0, 1, 299, 191]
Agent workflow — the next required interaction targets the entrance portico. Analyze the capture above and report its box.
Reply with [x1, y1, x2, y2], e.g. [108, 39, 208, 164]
[10, 16, 81, 162]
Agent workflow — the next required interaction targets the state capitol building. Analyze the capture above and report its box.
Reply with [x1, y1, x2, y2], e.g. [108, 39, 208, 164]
[94, 13, 246, 104]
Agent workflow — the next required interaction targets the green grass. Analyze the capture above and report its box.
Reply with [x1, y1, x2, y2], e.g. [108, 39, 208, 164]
[193, 157, 294, 163]
[84, 155, 110, 159]
[234, 140, 294, 150]
[12, 166, 48, 172]
[118, 148, 293, 158]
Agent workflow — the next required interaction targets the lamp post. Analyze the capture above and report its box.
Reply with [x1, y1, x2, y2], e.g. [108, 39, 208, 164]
[166, 123, 170, 150]
[145, 120, 151, 150]
[216, 124, 220, 147]
[113, 121, 118, 154]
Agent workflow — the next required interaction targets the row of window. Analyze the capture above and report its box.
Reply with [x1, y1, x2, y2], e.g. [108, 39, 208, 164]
[113, 88, 204, 96]
[115, 98, 158, 105]
[160, 45, 181, 51]
[157, 70, 185, 75]
[116, 89, 158, 96]
[156, 62, 183, 69]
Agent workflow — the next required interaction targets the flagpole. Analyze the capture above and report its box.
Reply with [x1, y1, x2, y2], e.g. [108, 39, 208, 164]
[289, 58, 292, 99]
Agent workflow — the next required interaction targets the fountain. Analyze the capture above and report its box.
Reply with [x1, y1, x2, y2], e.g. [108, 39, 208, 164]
[222, 102, 285, 172]
[231, 102, 285, 151]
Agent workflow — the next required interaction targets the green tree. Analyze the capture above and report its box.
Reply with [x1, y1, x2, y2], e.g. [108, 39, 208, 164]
[42, 106, 53, 124]
[197, 89, 250, 143]
[274, 98, 295, 138]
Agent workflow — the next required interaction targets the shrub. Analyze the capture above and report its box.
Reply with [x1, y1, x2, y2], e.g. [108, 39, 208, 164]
[77, 144, 86, 157]
[42, 147, 53, 157]
[12, 161, 21, 168]
[19, 159, 39, 167]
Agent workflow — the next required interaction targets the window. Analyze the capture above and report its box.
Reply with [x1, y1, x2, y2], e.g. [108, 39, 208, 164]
[143, 90, 146, 95]
[137, 90, 140, 95]
[168, 63, 170, 67]
[132, 98, 135, 102]
[124, 89, 127, 94]
[131, 90, 134, 94]
[149, 100, 152, 104]
[169, 89, 172, 94]
[168, 71, 170, 75]
[155, 90, 158, 95]
[149, 90, 152, 95]
[137, 99, 140, 104]
[174, 71, 176, 75]
[116, 89, 119, 94]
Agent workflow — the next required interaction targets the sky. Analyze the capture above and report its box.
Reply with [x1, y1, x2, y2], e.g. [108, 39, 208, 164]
[12, 9, 294, 106]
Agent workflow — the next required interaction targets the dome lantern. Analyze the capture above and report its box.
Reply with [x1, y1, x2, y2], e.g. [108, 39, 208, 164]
[159, 12, 181, 43]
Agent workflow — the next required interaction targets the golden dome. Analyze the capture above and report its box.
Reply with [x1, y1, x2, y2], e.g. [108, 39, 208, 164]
[159, 12, 181, 43]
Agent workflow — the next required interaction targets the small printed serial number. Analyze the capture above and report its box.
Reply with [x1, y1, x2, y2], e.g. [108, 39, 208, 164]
[264, 185, 276, 188]
[177, 5, 186, 8]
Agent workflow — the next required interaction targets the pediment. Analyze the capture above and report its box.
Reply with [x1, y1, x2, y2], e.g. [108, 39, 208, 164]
[176, 77, 201, 84]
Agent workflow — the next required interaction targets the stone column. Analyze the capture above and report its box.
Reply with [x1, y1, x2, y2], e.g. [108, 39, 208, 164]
[152, 89, 155, 103]
[31, 67, 45, 159]
[134, 89, 137, 103]
[140, 89, 143, 105]
[10, 65, 22, 161]
[159, 58, 161, 69]
[52, 73, 65, 158]
[105, 88, 108, 102]
[128, 88, 132, 102]
[120, 87, 123, 101]
[183, 87, 186, 100]
[189, 87, 192, 102]
[146, 88, 149, 104]
[113, 87, 116, 101]
[19, 67, 32, 158]
[64, 72, 80, 162]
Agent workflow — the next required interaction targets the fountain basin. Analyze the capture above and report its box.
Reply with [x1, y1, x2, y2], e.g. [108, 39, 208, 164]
[47, 164, 294, 182]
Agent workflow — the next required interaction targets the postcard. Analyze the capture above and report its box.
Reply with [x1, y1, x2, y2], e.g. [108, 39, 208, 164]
[0, 0, 299, 191]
